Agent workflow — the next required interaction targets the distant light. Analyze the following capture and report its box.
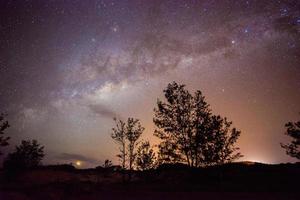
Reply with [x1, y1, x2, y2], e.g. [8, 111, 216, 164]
[231, 40, 236, 44]
[76, 161, 81, 167]
[247, 157, 269, 164]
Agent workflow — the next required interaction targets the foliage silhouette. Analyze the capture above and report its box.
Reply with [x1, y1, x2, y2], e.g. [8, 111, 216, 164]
[111, 118, 127, 169]
[4, 139, 45, 170]
[154, 82, 242, 167]
[103, 159, 113, 168]
[126, 118, 144, 171]
[0, 113, 10, 156]
[136, 141, 156, 170]
[111, 117, 144, 181]
[281, 117, 300, 160]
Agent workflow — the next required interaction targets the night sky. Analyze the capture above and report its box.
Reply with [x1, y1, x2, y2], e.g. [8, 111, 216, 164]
[1, 0, 300, 167]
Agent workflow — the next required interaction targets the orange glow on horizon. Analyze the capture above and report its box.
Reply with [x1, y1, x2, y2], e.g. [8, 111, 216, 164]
[75, 161, 82, 167]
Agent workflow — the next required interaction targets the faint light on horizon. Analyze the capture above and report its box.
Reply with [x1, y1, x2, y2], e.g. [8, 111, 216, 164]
[75, 161, 82, 167]
[246, 157, 270, 164]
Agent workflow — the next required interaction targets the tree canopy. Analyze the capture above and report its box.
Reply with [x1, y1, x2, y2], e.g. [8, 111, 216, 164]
[111, 118, 127, 169]
[4, 140, 45, 170]
[281, 118, 300, 160]
[0, 113, 10, 156]
[136, 141, 156, 170]
[154, 82, 242, 167]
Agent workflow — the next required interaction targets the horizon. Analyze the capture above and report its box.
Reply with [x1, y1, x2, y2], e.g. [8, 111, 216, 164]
[22, 160, 300, 170]
[1, 0, 300, 168]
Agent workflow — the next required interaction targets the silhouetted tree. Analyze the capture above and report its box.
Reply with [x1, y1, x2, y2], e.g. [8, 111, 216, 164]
[111, 117, 144, 170]
[4, 140, 44, 170]
[126, 118, 144, 171]
[154, 82, 192, 165]
[136, 141, 156, 170]
[154, 82, 242, 167]
[103, 159, 113, 168]
[111, 118, 126, 169]
[281, 118, 300, 160]
[111, 117, 144, 181]
[0, 113, 10, 156]
[197, 115, 242, 166]
[156, 140, 182, 165]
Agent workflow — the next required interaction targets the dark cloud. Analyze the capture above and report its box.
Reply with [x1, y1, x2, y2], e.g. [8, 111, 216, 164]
[273, 16, 300, 35]
[88, 104, 117, 119]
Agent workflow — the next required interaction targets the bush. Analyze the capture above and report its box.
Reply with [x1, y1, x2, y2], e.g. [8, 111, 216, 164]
[4, 140, 44, 171]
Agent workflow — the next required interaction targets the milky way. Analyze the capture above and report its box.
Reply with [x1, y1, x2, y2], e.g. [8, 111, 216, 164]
[1, 0, 300, 167]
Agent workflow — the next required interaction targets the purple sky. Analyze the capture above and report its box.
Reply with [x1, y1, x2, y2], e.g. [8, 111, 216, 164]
[1, 0, 300, 167]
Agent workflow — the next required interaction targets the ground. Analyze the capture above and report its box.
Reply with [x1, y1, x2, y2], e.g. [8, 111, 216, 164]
[1, 162, 299, 200]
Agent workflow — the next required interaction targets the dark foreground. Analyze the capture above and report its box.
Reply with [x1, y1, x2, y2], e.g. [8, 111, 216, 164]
[1, 191, 299, 200]
[1, 162, 299, 200]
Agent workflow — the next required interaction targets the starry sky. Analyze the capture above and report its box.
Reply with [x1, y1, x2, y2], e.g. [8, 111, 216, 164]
[1, 0, 300, 167]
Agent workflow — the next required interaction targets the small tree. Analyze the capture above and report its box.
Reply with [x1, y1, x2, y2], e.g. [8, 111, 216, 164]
[0, 113, 10, 156]
[103, 159, 113, 168]
[136, 141, 156, 170]
[4, 140, 45, 170]
[111, 117, 144, 170]
[111, 118, 126, 169]
[111, 117, 144, 181]
[126, 118, 144, 171]
[281, 118, 300, 160]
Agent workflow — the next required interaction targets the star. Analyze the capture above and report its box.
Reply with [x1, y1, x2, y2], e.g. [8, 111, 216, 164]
[112, 26, 118, 32]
